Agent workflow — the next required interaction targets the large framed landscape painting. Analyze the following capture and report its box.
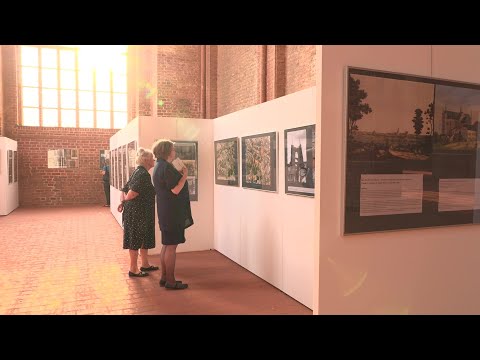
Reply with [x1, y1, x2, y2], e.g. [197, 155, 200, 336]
[285, 125, 315, 197]
[345, 67, 480, 234]
[215, 137, 239, 186]
[173, 140, 198, 201]
[241, 132, 277, 192]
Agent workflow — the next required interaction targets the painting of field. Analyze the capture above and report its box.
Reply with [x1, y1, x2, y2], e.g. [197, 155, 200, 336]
[242, 132, 277, 191]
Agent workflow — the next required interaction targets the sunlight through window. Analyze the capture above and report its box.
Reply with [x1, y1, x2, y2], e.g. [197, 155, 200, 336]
[20, 45, 128, 129]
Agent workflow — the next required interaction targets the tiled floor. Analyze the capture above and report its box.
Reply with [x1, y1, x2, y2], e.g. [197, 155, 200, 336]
[0, 206, 312, 315]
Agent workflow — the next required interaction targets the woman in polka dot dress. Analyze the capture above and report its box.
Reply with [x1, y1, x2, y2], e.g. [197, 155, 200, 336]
[118, 148, 158, 277]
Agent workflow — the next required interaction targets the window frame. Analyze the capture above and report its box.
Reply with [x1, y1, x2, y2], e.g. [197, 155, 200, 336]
[18, 45, 127, 129]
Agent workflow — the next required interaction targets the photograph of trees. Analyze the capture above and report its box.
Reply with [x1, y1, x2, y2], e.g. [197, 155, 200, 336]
[241, 132, 277, 191]
[215, 137, 239, 186]
[345, 67, 480, 234]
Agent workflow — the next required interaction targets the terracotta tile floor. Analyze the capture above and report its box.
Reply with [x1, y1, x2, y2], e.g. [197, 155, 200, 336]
[0, 206, 312, 315]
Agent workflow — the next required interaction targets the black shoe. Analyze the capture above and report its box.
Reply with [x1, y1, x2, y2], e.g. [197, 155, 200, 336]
[159, 279, 182, 287]
[165, 282, 188, 290]
[128, 271, 149, 277]
[140, 265, 159, 271]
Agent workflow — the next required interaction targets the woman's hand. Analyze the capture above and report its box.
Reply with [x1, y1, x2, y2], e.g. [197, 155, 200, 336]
[117, 202, 124, 213]
[181, 166, 188, 179]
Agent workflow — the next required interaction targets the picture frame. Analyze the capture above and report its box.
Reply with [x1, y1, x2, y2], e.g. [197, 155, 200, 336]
[344, 66, 480, 234]
[173, 140, 199, 201]
[284, 125, 315, 197]
[214, 137, 239, 186]
[241, 131, 277, 192]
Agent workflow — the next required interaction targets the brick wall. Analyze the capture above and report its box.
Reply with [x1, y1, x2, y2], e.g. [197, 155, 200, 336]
[157, 45, 202, 118]
[285, 45, 316, 95]
[216, 45, 315, 116]
[0, 45, 3, 136]
[206, 45, 217, 119]
[217, 46, 263, 117]
[2, 45, 117, 207]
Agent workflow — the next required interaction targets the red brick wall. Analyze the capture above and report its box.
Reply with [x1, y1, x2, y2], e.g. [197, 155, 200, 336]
[0, 45, 3, 136]
[157, 46, 202, 118]
[216, 45, 315, 116]
[206, 45, 217, 119]
[266, 46, 276, 101]
[285, 45, 316, 95]
[217, 46, 263, 117]
[2, 45, 117, 207]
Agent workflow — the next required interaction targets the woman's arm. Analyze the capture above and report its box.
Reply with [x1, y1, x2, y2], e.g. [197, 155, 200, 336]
[117, 189, 139, 212]
[124, 189, 139, 201]
[170, 167, 188, 195]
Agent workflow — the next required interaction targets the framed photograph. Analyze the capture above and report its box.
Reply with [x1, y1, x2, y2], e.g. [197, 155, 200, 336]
[122, 145, 128, 187]
[127, 141, 137, 177]
[285, 125, 315, 197]
[8, 150, 13, 184]
[214, 137, 239, 186]
[173, 140, 198, 201]
[241, 131, 277, 191]
[116, 147, 122, 190]
[47, 149, 79, 169]
[344, 66, 480, 234]
[112, 148, 117, 189]
[13, 151, 18, 183]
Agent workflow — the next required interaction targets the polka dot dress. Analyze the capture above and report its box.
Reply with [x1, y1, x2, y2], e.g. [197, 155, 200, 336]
[122, 166, 156, 250]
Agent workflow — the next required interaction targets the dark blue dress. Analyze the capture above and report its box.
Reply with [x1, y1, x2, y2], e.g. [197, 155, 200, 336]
[152, 159, 193, 245]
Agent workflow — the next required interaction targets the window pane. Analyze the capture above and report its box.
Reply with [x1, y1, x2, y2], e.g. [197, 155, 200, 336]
[113, 93, 127, 111]
[42, 68, 57, 88]
[112, 56, 127, 74]
[41, 48, 57, 68]
[96, 70, 111, 91]
[78, 71, 93, 90]
[21, 67, 39, 87]
[112, 74, 127, 93]
[61, 109, 76, 127]
[96, 92, 111, 111]
[60, 70, 76, 89]
[96, 111, 111, 129]
[23, 108, 40, 126]
[79, 91, 94, 109]
[114, 112, 127, 129]
[42, 109, 59, 127]
[60, 50, 75, 70]
[61, 90, 76, 109]
[79, 110, 94, 128]
[21, 46, 38, 67]
[42, 89, 58, 108]
[22, 87, 39, 107]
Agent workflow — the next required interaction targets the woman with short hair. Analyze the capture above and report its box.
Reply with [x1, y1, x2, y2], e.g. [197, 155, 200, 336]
[152, 139, 193, 290]
[118, 148, 158, 277]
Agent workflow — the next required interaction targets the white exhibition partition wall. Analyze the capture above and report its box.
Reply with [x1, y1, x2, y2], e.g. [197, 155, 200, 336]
[214, 88, 316, 309]
[0, 136, 19, 215]
[315, 45, 480, 314]
[110, 116, 214, 254]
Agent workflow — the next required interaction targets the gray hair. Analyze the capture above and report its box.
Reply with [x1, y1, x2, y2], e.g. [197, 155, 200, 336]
[136, 148, 154, 166]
